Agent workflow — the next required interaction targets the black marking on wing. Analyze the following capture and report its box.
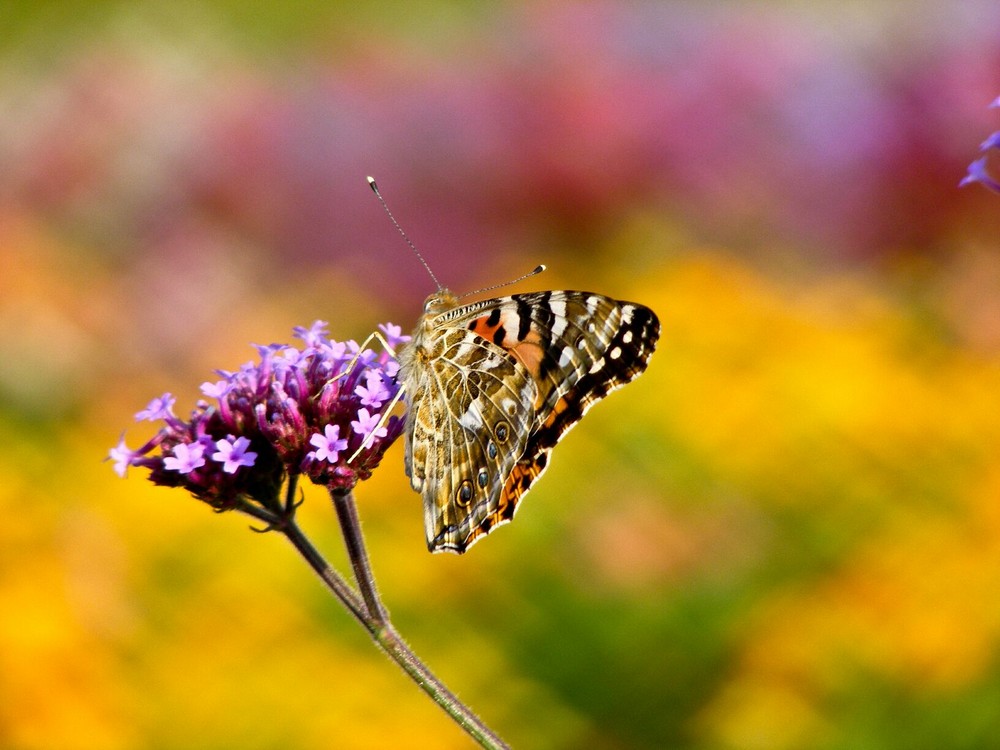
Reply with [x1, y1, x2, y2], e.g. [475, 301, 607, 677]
[521, 300, 660, 476]
[515, 295, 533, 341]
[491, 326, 506, 347]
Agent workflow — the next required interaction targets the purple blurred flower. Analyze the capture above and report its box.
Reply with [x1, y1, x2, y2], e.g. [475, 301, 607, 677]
[960, 157, 1000, 193]
[112, 321, 409, 509]
[201, 379, 230, 399]
[109, 435, 137, 478]
[136, 393, 176, 422]
[960, 99, 1000, 194]
[981, 131, 1000, 152]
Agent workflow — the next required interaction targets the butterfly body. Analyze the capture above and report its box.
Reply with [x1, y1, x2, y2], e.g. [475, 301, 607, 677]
[398, 288, 659, 553]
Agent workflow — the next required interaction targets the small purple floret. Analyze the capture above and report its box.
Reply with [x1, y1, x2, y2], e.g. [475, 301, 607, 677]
[960, 156, 1000, 193]
[201, 380, 230, 399]
[109, 435, 136, 478]
[212, 436, 258, 474]
[355, 371, 388, 408]
[164, 442, 207, 474]
[136, 393, 176, 421]
[352, 407, 389, 442]
[309, 425, 349, 464]
[980, 131, 1000, 152]
[379, 322, 411, 350]
[962, 98, 1000, 195]
[293, 320, 330, 347]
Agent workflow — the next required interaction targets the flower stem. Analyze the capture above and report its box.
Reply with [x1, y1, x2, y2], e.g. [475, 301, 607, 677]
[330, 488, 388, 624]
[279, 506, 510, 750]
[236, 496, 369, 622]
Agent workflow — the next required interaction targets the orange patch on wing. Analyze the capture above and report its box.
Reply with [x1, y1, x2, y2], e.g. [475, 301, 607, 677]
[499, 458, 545, 513]
[541, 395, 573, 430]
[467, 315, 501, 339]
[509, 338, 544, 376]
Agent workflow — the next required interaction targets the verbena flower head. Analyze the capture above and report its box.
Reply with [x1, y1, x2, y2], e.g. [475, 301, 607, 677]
[111, 321, 408, 511]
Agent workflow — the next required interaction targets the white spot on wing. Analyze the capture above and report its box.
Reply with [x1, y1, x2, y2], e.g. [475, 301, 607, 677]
[499, 309, 522, 340]
[558, 346, 575, 368]
[550, 299, 568, 338]
[589, 357, 605, 374]
[458, 403, 484, 431]
[454, 339, 479, 362]
[479, 353, 505, 370]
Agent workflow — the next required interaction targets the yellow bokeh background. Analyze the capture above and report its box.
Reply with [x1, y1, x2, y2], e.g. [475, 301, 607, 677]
[3, 2, 1000, 748]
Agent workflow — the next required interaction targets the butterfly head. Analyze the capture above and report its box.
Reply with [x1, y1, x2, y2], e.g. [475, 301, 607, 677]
[422, 289, 461, 316]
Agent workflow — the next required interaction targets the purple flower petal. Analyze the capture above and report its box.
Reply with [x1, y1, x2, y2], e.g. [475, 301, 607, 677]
[351, 407, 389, 442]
[163, 442, 207, 474]
[135, 393, 176, 422]
[201, 380, 231, 399]
[355, 371, 388, 408]
[212, 436, 258, 474]
[980, 131, 1000, 152]
[960, 156, 1000, 193]
[308, 424, 348, 463]
[378, 322, 411, 350]
[293, 320, 329, 347]
[108, 435, 136, 478]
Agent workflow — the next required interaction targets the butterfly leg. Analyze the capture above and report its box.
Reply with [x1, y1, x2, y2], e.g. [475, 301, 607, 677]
[347, 381, 407, 462]
[331, 329, 407, 461]
[328, 330, 398, 386]
[358, 330, 398, 359]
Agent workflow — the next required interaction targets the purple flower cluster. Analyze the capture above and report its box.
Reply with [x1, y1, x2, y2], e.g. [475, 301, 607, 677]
[110, 321, 409, 510]
[961, 97, 1000, 194]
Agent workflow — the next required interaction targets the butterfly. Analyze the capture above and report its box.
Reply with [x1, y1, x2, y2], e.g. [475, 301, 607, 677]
[396, 286, 660, 553]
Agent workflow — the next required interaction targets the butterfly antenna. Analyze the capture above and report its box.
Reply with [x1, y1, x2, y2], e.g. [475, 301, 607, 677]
[367, 176, 442, 291]
[460, 264, 546, 299]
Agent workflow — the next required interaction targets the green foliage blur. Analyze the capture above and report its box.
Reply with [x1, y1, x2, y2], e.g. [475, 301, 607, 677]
[2, 2, 1000, 748]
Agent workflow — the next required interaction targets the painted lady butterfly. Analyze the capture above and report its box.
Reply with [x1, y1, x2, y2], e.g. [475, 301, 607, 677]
[398, 287, 659, 553]
[369, 179, 660, 553]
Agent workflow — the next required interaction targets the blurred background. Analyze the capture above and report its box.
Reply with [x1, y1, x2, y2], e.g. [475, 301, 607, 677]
[2, 1, 1000, 748]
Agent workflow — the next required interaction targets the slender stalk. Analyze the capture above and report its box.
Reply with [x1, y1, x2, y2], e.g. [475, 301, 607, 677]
[235, 496, 368, 624]
[280, 512, 510, 750]
[283, 472, 300, 516]
[330, 488, 387, 624]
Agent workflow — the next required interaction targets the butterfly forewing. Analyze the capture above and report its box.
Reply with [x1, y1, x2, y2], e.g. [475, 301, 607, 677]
[400, 288, 659, 553]
[459, 293, 661, 550]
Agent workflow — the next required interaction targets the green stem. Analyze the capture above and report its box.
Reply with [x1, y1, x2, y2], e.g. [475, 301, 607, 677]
[280, 512, 510, 750]
[330, 488, 387, 624]
[236, 496, 368, 623]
